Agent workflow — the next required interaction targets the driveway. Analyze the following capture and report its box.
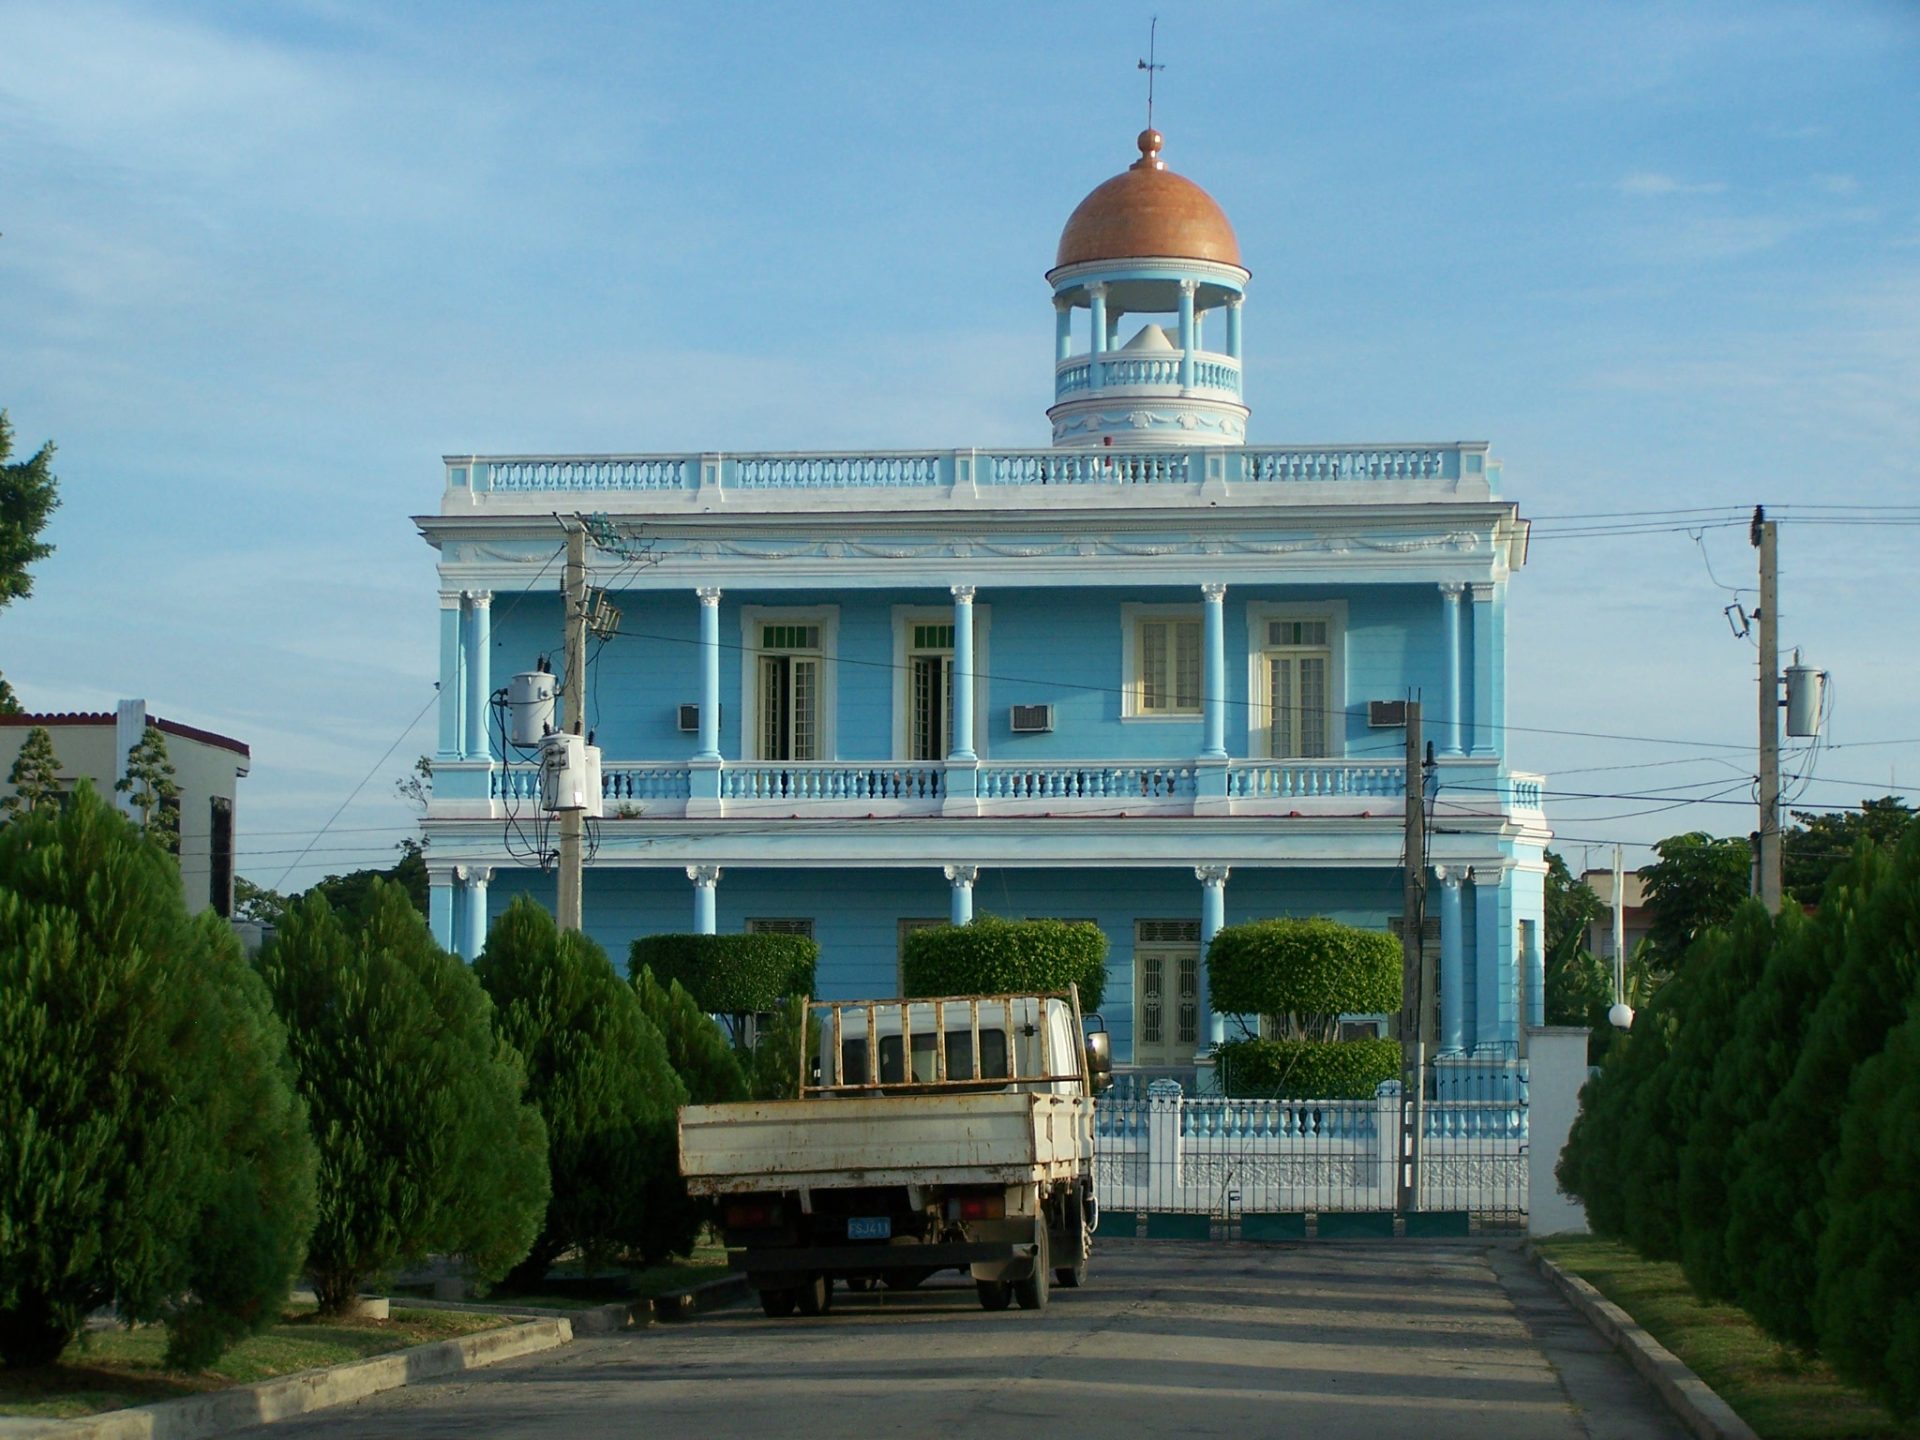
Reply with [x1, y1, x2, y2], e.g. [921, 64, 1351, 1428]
[231, 1240, 1683, 1440]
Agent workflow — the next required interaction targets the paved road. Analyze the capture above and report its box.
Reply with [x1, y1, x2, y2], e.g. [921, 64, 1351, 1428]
[237, 1241, 1683, 1440]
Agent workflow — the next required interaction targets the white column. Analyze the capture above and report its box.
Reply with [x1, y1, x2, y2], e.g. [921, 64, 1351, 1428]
[1440, 583, 1466, 757]
[944, 864, 978, 926]
[429, 869, 457, 952]
[1196, 865, 1229, 1048]
[455, 864, 491, 961]
[1054, 295, 1072, 363]
[1201, 583, 1227, 760]
[688, 864, 721, 934]
[438, 590, 464, 760]
[1436, 867, 1467, 1054]
[464, 590, 492, 762]
[1469, 583, 1496, 758]
[1473, 864, 1507, 1054]
[1088, 283, 1109, 386]
[949, 585, 977, 762]
[1177, 280, 1197, 390]
[1225, 294, 1243, 361]
[696, 587, 722, 760]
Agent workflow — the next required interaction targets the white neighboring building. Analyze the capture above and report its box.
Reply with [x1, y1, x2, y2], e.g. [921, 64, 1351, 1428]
[0, 698, 251, 917]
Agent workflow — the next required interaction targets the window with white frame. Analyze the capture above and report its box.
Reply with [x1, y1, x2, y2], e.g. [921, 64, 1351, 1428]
[754, 621, 823, 761]
[1126, 610, 1203, 717]
[1260, 617, 1333, 757]
[907, 623, 954, 761]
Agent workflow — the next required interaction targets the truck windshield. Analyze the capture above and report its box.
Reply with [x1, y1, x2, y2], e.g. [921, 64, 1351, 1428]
[839, 1028, 1009, 1085]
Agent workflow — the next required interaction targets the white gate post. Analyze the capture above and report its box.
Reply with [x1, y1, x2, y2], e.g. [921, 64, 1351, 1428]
[1374, 1081, 1403, 1209]
[1526, 1026, 1591, 1234]
[1147, 1079, 1184, 1210]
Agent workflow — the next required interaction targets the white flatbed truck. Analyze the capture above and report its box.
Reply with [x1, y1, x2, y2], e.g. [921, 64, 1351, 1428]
[679, 991, 1110, 1316]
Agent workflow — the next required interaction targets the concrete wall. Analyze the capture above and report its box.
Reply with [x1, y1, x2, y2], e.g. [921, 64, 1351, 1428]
[1525, 1026, 1591, 1235]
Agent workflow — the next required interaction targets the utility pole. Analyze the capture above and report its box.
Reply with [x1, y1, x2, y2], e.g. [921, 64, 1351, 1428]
[1753, 508, 1782, 913]
[557, 519, 588, 932]
[1399, 699, 1426, 1214]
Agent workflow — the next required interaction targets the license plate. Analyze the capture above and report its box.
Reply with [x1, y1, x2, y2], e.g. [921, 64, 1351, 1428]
[847, 1216, 891, 1240]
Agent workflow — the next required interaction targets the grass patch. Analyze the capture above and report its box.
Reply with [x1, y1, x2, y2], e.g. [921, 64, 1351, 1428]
[1536, 1236, 1920, 1440]
[0, 1305, 508, 1421]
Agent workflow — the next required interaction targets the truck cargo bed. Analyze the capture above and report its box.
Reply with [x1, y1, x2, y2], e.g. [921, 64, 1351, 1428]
[680, 1089, 1092, 1194]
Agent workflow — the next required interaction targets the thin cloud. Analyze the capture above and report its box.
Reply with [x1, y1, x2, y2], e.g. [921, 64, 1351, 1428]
[1616, 171, 1729, 198]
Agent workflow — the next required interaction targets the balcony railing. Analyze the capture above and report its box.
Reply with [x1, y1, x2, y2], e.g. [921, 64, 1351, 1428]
[464, 759, 1545, 822]
[449, 442, 1488, 497]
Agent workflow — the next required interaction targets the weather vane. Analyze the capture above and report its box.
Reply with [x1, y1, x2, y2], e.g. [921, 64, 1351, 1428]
[1137, 17, 1164, 130]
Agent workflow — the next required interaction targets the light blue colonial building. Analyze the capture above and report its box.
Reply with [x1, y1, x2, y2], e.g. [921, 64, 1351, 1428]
[418, 128, 1548, 1077]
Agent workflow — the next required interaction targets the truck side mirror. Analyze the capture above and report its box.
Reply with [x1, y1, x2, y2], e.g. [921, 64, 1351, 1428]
[1083, 1031, 1114, 1093]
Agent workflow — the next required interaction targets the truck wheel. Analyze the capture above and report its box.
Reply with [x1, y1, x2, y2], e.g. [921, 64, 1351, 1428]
[760, 1288, 797, 1318]
[1055, 1208, 1091, 1289]
[795, 1273, 833, 1316]
[975, 1280, 1013, 1311]
[1014, 1227, 1051, 1311]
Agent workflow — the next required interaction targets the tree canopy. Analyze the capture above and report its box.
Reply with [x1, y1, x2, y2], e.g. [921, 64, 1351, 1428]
[1785, 797, 1916, 906]
[0, 412, 58, 613]
[1641, 831, 1751, 965]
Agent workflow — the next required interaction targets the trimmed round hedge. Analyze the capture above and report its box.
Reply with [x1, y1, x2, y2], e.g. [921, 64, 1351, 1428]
[1215, 1037, 1401, 1100]
[1207, 918, 1400, 1034]
[901, 916, 1107, 1012]
[627, 932, 818, 1015]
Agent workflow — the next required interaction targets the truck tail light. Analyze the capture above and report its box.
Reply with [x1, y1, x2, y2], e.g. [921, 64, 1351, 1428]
[724, 1199, 779, 1230]
[947, 1191, 1005, 1222]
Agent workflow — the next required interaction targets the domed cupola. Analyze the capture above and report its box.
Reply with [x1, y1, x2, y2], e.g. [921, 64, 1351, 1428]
[1046, 129, 1250, 448]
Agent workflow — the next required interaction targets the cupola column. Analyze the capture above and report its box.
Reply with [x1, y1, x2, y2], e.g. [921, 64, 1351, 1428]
[1088, 284, 1109, 365]
[1177, 280, 1197, 390]
[1225, 295, 1243, 362]
[1054, 296, 1072, 363]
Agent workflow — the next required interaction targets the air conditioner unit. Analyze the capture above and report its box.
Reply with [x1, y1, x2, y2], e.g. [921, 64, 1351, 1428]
[1009, 704, 1054, 734]
[1367, 700, 1408, 728]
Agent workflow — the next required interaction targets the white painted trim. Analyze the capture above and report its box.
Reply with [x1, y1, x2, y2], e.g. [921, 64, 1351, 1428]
[889, 604, 990, 760]
[1244, 600, 1349, 758]
[739, 604, 839, 761]
[1120, 602, 1205, 721]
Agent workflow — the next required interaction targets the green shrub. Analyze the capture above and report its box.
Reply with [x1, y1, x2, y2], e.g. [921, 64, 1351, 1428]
[1721, 829, 1917, 1349]
[0, 786, 317, 1369]
[1206, 918, 1399, 1039]
[259, 883, 549, 1313]
[1814, 964, 1920, 1417]
[900, 915, 1107, 1012]
[744, 994, 820, 1101]
[478, 899, 692, 1277]
[1557, 996, 1675, 1244]
[629, 932, 818, 1018]
[633, 963, 748, 1106]
[1215, 1037, 1400, 1099]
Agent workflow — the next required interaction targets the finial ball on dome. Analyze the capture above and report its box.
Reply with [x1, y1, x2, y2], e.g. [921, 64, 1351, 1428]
[1135, 128, 1166, 170]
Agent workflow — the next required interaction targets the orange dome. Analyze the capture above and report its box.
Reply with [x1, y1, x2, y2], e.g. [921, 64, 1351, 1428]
[1055, 129, 1242, 269]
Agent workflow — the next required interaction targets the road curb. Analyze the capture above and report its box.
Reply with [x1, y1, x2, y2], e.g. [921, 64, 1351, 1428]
[0, 1317, 572, 1440]
[1527, 1245, 1759, 1440]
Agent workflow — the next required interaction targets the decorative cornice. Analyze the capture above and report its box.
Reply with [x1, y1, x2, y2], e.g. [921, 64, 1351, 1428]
[1195, 864, 1231, 886]
[943, 863, 979, 886]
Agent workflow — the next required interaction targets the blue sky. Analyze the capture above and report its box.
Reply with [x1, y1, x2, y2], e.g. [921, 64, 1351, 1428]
[2, 0, 1916, 888]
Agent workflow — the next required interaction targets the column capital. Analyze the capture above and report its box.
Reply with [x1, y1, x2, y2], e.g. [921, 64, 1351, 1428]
[454, 864, 494, 886]
[686, 864, 722, 887]
[1469, 582, 1496, 602]
[1434, 865, 1465, 888]
[464, 589, 493, 609]
[1195, 864, 1231, 888]
[1439, 581, 1467, 601]
[696, 586, 723, 606]
[1085, 281, 1108, 299]
[440, 589, 464, 609]
[1469, 862, 1509, 888]
[943, 863, 979, 886]
[1052, 293, 1073, 313]
[1178, 277, 1199, 295]
[949, 584, 976, 604]
[1201, 582, 1228, 602]
[1225, 292, 1244, 309]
